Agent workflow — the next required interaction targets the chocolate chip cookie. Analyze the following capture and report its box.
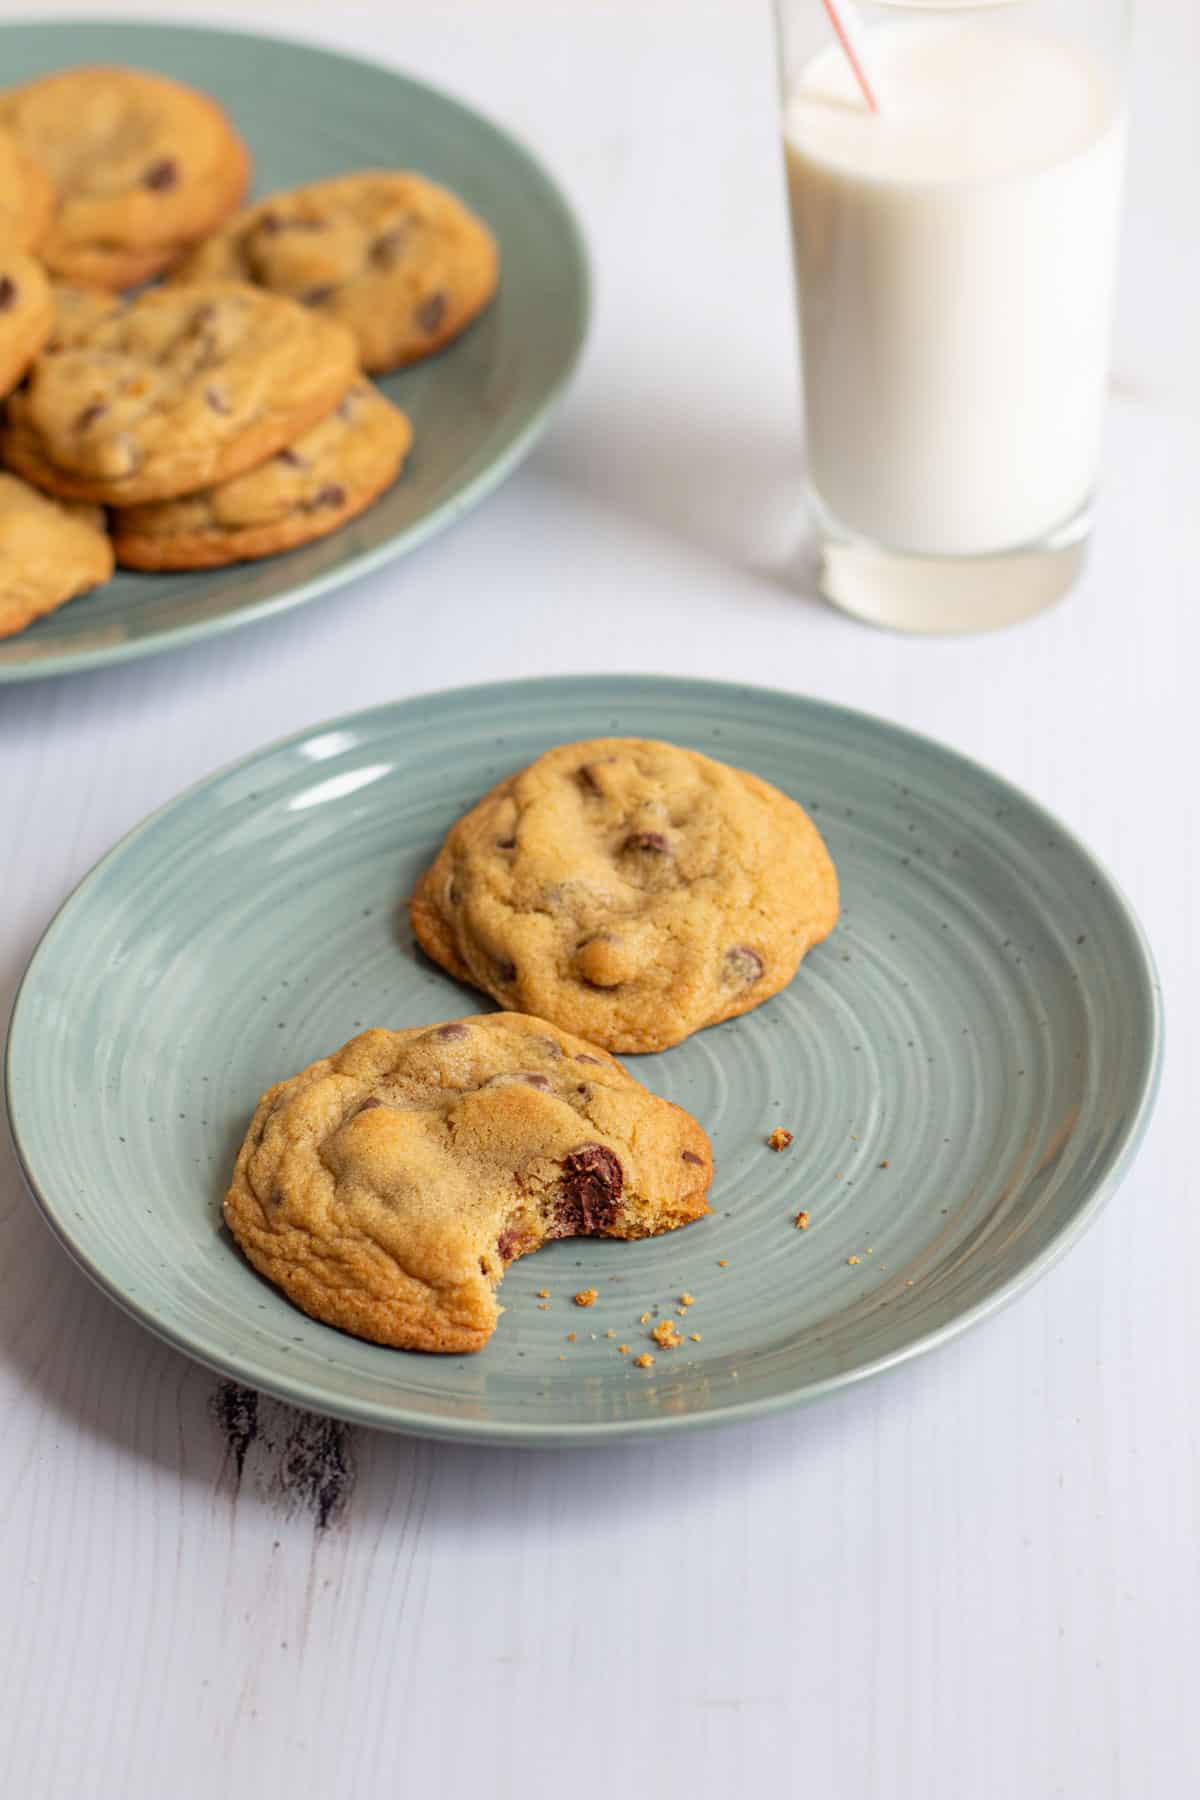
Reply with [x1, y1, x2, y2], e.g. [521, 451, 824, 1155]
[410, 739, 840, 1052]
[0, 126, 55, 253]
[171, 171, 499, 372]
[2, 282, 358, 507]
[111, 380, 412, 569]
[0, 251, 53, 399]
[0, 66, 250, 290]
[224, 1014, 712, 1353]
[0, 471, 113, 639]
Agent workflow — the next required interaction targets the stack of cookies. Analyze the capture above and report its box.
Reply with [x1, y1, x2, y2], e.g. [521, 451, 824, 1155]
[0, 64, 499, 639]
[224, 739, 840, 1355]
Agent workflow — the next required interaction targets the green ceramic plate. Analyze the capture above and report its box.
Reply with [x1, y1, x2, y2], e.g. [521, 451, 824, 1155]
[0, 21, 588, 683]
[5, 678, 1162, 1443]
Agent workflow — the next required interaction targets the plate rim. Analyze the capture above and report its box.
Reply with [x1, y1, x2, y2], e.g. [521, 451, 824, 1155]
[4, 675, 1165, 1443]
[0, 16, 591, 685]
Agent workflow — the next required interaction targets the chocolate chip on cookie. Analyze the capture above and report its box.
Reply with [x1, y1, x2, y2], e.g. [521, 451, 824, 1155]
[224, 1013, 712, 1353]
[171, 170, 498, 372]
[410, 738, 839, 1052]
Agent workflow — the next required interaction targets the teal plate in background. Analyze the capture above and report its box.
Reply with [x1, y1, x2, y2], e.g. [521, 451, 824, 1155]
[0, 21, 588, 683]
[5, 678, 1163, 1443]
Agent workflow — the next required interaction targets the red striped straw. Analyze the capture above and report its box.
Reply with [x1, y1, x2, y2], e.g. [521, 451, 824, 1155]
[820, 0, 882, 113]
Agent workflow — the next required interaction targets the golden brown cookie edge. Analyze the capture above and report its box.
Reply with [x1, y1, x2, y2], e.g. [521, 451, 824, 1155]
[111, 407, 413, 569]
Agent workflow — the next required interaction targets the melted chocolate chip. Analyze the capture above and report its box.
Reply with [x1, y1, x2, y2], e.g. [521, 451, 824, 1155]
[191, 303, 217, 327]
[534, 1036, 562, 1059]
[495, 958, 516, 984]
[356, 1097, 385, 1113]
[724, 945, 764, 985]
[75, 402, 107, 431]
[496, 836, 516, 850]
[369, 225, 410, 268]
[576, 1054, 603, 1066]
[434, 1022, 469, 1041]
[258, 211, 327, 236]
[681, 1150, 704, 1166]
[304, 483, 346, 511]
[277, 447, 306, 468]
[144, 157, 178, 191]
[556, 1143, 623, 1235]
[576, 764, 602, 794]
[622, 831, 669, 854]
[303, 284, 337, 306]
[519, 1073, 552, 1090]
[415, 291, 447, 334]
[0, 276, 16, 312]
[497, 1227, 526, 1261]
[205, 386, 231, 415]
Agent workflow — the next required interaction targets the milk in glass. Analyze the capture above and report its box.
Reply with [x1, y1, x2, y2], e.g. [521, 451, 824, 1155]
[784, 20, 1126, 558]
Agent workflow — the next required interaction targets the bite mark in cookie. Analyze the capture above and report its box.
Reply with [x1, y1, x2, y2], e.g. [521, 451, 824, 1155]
[224, 1013, 712, 1353]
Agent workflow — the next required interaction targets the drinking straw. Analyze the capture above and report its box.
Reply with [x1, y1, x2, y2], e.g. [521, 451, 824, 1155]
[820, 0, 882, 112]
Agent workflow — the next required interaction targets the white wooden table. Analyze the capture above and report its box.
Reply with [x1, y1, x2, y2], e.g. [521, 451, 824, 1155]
[2, 4, 1196, 1794]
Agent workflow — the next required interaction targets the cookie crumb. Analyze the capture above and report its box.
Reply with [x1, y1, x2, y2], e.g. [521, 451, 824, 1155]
[605, 1329, 615, 1338]
[717, 1259, 728, 1268]
[650, 1319, 683, 1349]
[879, 1160, 890, 1169]
[633, 1353, 655, 1369]
[767, 1128, 794, 1152]
[558, 1354, 566, 1361]
[689, 1332, 702, 1343]
[795, 1210, 810, 1230]
[638, 1312, 651, 1324]
[573, 1288, 598, 1308]
[679, 1291, 695, 1307]
[847, 1255, 861, 1266]
[566, 1331, 577, 1342]
[536, 1289, 550, 1299]
[618, 1343, 631, 1354]
[536, 1302, 549, 1311]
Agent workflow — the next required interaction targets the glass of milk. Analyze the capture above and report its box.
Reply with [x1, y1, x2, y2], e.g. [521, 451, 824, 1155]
[775, 0, 1130, 632]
